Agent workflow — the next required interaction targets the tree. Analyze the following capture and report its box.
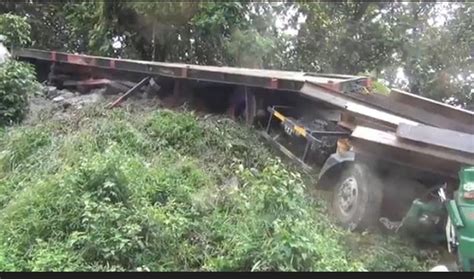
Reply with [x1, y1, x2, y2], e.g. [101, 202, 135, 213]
[1, 1, 472, 108]
[0, 13, 31, 48]
[92, 1, 251, 63]
[293, 2, 399, 75]
[382, 2, 473, 107]
[0, 1, 99, 53]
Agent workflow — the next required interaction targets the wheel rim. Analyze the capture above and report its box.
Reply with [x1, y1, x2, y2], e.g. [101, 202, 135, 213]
[337, 176, 358, 216]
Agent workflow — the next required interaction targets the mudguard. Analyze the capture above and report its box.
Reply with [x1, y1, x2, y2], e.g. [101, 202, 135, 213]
[316, 151, 355, 189]
[318, 151, 355, 180]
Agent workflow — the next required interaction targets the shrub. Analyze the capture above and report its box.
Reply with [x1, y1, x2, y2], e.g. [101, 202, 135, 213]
[144, 110, 204, 152]
[0, 60, 39, 125]
[0, 108, 436, 271]
[0, 14, 31, 48]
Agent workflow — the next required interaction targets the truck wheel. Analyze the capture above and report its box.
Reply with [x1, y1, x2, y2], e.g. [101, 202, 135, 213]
[330, 163, 383, 231]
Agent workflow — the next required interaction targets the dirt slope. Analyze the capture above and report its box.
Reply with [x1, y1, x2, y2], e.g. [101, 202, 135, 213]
[0, 91, 439, 271]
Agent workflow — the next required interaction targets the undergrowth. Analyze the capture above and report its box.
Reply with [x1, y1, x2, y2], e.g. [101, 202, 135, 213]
[0, 60, 39, 126]
[0, 105, 437, 271]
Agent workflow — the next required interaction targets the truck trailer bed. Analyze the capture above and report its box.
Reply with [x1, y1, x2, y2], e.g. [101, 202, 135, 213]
[13, 48, 474, 178]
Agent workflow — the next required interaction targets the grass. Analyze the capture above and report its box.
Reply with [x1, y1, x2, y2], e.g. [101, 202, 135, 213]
[0, 104, 438, 271]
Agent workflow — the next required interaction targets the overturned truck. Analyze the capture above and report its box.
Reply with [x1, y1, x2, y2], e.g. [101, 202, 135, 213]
[13, 48, 474, 233]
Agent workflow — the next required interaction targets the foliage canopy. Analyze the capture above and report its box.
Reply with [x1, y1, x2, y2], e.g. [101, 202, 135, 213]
[1, 1, 471, 108]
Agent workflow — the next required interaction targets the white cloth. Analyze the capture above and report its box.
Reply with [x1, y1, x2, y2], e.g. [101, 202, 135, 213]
[0, 42, 11, 64]
[430, 265, 449, 272]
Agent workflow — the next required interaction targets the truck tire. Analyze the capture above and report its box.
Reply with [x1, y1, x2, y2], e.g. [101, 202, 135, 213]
[330, 162, 383, 231]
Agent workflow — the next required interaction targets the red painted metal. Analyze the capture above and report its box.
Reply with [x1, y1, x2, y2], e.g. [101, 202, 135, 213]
[67, 54, 87, 65]
[325, 81, 341, 91]
[181, 67, 188, 78]
[269, 78, 278, 89]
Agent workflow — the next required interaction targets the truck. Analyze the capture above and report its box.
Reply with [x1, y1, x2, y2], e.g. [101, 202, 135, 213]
[12, 48, 474, 270]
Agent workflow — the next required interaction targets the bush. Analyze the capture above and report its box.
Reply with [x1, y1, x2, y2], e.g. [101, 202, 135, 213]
[144, 110, 204, 153]
[0, 60, 39, 125]
[0, 14, 36, 126]
[0, 14, 31, 48]
[0, 108, 436, 271]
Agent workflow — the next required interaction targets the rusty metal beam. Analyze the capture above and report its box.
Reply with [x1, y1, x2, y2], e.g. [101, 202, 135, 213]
[18, 48, 472, 134]
[390, 89, 474, 130]
[396, 123, 474, 155]
[348, 90, 474, 134]
[13, 48, 356, 94]
[350, 126, 474, 178]
[300, 82, 419, 130]
[14, 48, 473, 178]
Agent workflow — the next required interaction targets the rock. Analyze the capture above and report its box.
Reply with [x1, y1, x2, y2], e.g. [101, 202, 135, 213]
[105, 81, 132, 95]
[62, 102, 72, 109]
[44, 86, 59, 99]
[90, 87, 107, 96]
[57, 90, 76, 99]
[68, 92, 103, 107]
[52, 96, 65, 103]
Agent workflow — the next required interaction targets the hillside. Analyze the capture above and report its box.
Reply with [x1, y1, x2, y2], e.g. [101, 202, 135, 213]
[0, 96, 438, 271]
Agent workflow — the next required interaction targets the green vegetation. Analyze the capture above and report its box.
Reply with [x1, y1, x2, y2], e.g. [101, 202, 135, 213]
[0, 2, 446, 271]
[0, 14, 38, 126]
[0, 14, 31, 48]
[2, 2, 471, 108]
[0, 106, 438, 271]
[0, 60, 39, 126]
[0, 14, 38, 127]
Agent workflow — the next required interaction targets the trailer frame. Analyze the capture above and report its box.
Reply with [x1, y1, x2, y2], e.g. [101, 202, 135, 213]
[13, 47, 474, 231]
